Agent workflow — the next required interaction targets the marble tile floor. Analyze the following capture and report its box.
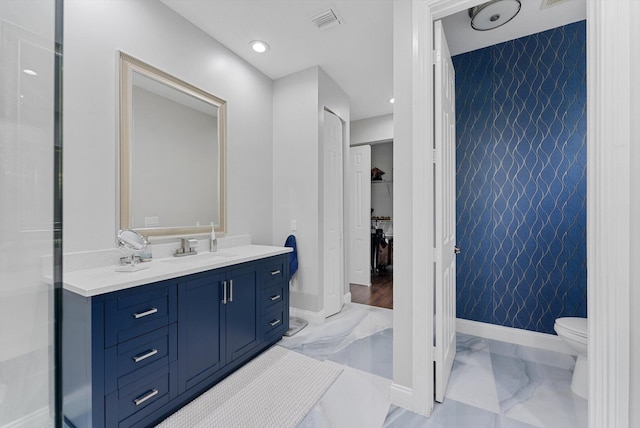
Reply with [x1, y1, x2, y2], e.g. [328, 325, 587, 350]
[278, 303, 587, 428]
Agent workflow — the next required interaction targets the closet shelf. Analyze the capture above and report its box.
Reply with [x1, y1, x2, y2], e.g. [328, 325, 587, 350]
[371, 179, 393, 184]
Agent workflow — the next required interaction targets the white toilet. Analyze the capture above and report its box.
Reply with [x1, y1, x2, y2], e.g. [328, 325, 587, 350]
[554, 317, 588, 399]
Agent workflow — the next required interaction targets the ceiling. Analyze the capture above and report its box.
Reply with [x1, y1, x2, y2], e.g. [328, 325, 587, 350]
[160, 0, 585, 122]
[443, 0, 586, 56]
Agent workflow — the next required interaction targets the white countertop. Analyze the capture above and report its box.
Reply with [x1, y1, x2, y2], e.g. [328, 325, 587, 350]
[62, 245, 292, 297]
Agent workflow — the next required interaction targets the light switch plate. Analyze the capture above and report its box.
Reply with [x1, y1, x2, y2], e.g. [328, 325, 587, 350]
[144, 216, 159, 227]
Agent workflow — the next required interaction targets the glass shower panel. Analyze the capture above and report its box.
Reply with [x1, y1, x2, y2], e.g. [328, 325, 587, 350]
[0, 1, 58, 426]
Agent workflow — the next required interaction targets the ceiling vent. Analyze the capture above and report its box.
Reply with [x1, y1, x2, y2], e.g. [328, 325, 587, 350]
[540, 0, 571, 9]
[310, 7, 342, 31]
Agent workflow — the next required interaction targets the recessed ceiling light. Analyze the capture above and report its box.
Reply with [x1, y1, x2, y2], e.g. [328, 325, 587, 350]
[250, 40, 269, 53]
[388, 98, 395, 104]
[23, 69, 38, 76]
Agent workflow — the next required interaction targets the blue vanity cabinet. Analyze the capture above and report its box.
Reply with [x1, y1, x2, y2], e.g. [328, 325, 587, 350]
[176, 271, 226, 393]
[63, 253, 289, 428]
[177, 264, 261, 393]
[102, 280, 179, 428]
[63, 278, 178, 428]
[260, 257, 290, 341]
[223, 265, 261, 361]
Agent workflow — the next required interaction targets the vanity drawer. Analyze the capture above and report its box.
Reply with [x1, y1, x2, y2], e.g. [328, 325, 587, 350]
[262, 304, 287, 339]
[105, 282, 177, 348]
[105, 364, 171, 427]
[105, 324, 177, 393]
[260, 257, 287, 287]
[262, 283, 285, 309]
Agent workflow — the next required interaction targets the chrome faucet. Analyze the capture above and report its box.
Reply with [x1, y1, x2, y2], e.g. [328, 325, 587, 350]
[174, 238, 198, 257]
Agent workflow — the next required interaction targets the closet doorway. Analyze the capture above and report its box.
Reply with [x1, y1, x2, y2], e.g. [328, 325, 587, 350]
[350, 140, 394, 309]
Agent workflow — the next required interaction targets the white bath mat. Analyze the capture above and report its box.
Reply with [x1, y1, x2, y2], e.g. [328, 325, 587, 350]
[156, 346, 342, 428]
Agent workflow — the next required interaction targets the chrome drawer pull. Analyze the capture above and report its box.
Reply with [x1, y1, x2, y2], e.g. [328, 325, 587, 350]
[133, 308, 158, 319]
[133, 348, 158, 363]
[133, 388, 158, 406]
[222, 280, 227, 304]
[269, 294, 281, 301]
[229, 279, 233, 302]
[270, 270, 281, 276]
[269, 319, 281, 327]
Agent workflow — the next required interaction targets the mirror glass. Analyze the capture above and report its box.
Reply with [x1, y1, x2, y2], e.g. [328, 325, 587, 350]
[119, 52, 226, 237]
[118, 229, 148, 251]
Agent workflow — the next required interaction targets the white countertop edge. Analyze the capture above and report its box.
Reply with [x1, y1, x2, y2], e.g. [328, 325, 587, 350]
[63, 245, 292, 298]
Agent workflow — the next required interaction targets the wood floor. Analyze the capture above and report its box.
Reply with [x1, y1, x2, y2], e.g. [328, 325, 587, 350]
[349, 269, 393, 309]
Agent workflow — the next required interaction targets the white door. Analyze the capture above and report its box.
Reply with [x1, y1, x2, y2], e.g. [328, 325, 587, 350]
[434, 19, 457, 403]
[323, 110, 344, 317]
[348, 145, 371, 286]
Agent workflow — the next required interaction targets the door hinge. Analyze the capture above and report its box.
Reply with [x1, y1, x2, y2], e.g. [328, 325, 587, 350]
[433, 49, 441, 64]
[433, 149, 437, 163]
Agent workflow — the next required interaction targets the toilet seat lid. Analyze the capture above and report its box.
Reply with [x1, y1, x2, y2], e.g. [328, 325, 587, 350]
[555, 317, 588, 338]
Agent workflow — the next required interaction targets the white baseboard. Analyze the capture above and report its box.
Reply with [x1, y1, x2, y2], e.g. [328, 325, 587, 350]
[289, 307, 325, 325]
[351, 282, 372, 287]
[456, 318, 575, 355]
[390, 383, 414, 411]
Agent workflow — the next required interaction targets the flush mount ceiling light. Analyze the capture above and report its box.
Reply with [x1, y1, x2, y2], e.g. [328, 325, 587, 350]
[388, 98, 395, 104]
[250, 40, 269, 53]
[468, 0, 521, 31]
[22, 69, 38, 76]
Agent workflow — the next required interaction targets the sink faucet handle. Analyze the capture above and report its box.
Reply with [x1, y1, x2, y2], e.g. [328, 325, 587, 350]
[174, 238, 198, 257]
[180, 238, 198, 252]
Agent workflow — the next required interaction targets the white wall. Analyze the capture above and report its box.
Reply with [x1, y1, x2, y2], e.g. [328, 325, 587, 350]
[391, 0, 414, 400]
[272, 66, 349, 314]
[273, 67, 321, 312]
[351, 114, 393, 146]
[64, 0, 274, 252]
[630, 2, 640, 425]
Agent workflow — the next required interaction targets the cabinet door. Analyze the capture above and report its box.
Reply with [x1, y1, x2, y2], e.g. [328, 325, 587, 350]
[177, 272, 225, 392]
[225, 266, 260, 361]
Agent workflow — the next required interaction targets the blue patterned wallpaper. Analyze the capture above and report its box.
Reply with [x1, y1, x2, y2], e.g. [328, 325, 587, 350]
[454, 21, 587, 334]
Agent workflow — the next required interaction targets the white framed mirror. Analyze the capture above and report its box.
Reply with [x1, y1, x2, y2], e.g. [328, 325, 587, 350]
[119, 52, 226, 237]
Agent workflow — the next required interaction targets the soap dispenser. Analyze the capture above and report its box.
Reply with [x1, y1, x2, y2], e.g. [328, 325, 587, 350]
[210, 222, 217, 252]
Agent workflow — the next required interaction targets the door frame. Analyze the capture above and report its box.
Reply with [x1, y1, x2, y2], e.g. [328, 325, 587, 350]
[392, 0, 633, 424]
